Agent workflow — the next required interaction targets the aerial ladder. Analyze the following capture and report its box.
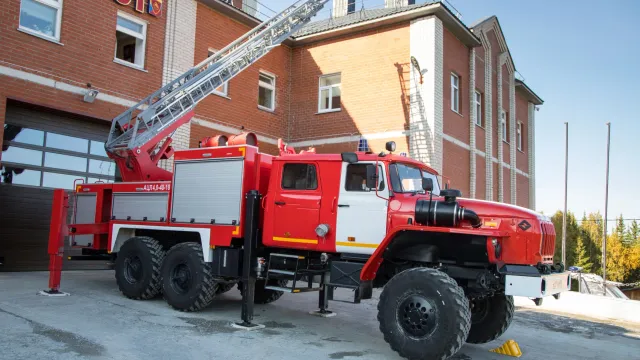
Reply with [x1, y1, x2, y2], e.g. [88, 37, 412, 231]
[105, 0, 329, 182]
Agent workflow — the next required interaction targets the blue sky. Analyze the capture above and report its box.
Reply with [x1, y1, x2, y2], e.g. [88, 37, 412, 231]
[261, 0, 640, 222]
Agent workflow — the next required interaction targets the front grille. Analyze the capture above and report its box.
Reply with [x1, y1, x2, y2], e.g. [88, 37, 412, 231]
[540, 222, 556, 262]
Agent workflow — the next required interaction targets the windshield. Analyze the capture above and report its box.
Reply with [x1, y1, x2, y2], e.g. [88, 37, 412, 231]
[390, 163, 441, 195]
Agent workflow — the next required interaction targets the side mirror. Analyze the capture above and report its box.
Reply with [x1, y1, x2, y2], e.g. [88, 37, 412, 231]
[366, 165, 378, 189]
[422, 177, 433, 192]
[341, 152, 358, 164]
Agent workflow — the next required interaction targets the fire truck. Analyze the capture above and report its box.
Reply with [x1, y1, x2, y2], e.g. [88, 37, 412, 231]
[43, 1, 570, 359]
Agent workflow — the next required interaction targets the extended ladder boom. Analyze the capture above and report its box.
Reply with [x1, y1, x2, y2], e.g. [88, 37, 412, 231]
[105, 0, 328, 181]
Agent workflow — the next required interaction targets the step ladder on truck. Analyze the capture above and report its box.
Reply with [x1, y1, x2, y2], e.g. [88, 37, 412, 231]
[43, 1, 571, 359]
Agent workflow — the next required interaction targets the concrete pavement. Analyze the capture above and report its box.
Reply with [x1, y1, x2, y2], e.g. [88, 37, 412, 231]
[0, 270, 638, 360]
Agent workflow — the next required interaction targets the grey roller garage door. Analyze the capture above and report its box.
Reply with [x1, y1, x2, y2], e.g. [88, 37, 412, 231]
[1, 100, 116, 271]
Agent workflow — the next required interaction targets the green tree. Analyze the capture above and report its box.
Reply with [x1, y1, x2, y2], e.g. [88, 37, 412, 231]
[627, 220, 640, 246]
[580, 212, 604, 274]
[574, 236, 593, 273]
[551, 211, 579, 266]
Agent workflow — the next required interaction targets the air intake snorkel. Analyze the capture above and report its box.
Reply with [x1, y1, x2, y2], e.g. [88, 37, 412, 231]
[415, 188, 482, 228]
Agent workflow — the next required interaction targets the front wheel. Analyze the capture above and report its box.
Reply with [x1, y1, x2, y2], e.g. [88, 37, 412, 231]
[377, 268, 471, 360]
[466, 293, 514, 344]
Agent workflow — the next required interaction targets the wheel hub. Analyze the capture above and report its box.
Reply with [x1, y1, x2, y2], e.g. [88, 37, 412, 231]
[470, 297, 490, 324]
[123, 256, 143, 284]
[398, 295, 437, 338]
[170, 263, 192, 295]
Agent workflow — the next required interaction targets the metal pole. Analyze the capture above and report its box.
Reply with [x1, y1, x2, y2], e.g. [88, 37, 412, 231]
[562, 122, 568, 266]
[602, 122, 611, 295]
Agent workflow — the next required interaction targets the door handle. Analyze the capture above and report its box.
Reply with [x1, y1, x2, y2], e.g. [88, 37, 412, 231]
[275, 201, 286, 205]
[337, 204, 350, 207]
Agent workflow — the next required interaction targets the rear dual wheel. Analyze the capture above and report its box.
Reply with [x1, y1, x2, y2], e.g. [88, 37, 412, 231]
[114, 237, 165, 300]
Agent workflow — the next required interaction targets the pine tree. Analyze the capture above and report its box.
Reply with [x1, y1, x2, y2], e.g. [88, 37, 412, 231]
[627, 220, 640, 246]
[574, 236, 593, 273]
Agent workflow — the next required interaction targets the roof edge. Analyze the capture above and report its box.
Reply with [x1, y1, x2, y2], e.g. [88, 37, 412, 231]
[293, 3, 481, 47]
[515, 79, 543, 105]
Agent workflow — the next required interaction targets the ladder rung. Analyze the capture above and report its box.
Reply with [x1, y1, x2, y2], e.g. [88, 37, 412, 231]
[268, 269, 295, 275]
[270, 253, 305, 259]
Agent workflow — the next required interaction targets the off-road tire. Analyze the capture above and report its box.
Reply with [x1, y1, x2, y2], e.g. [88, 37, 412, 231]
[378, 268, 471, 360]
[238, 279, 288, 304]
[215, 282, 236, 295]
[161, 242, 218, 312]
[114, 236, 165, 300]
[467, 294, 514, 344]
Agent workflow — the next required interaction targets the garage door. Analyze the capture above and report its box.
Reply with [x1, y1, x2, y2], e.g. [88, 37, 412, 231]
[1, 101, 116, 271]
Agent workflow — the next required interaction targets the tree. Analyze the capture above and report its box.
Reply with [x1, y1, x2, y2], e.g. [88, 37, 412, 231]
[551, 211, 580, 266]
[605, 232, 640, 283]
[574, 236, 593, 273]
[579, 212, 604, 274]
[627, 220, 640, 246]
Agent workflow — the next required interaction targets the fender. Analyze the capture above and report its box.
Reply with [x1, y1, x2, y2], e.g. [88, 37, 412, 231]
[360, 225, 510, 281]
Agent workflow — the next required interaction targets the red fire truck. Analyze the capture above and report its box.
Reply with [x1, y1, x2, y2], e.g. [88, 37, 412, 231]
[43, 1, 569, 359]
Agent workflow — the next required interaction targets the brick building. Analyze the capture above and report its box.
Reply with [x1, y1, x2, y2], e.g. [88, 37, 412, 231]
[0, 0, 541, 270]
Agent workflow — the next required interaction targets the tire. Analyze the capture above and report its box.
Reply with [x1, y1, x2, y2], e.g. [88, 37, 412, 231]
[238, 278, 288, 304]
[114, 236, 165, 300]
[466, 294, 514, 344]
[215, 282, 236, 295]
[377, 268, 471, 360]
[161, 242, 218, 312]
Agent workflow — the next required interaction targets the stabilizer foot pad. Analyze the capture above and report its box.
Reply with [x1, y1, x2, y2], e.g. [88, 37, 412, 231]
[232, 322, 265, 330]
[489, 339, 522, 357]
[38, 290, 70, 297]
[309, 310, 336, 318]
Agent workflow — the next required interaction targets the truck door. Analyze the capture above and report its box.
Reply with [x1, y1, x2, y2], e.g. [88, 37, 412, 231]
[335, 162, 388, 254]
[270, 162, 321, 250]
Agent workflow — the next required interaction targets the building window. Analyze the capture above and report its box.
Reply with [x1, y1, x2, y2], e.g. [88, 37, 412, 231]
[517, 121, 523, 151]
[500, 111, 508, 142]
[281, 163, 317, 190]
[474, 90, 482, 127]
[19, 0, 64, 41]
[347, 0, 356, 14]
[2, 124, 117, 189]
[208, 49, 229, 97]
[318, 73, 341, 113]
[451, 73, 460, 113]
[114, 12, 147, 69]
[258, 72, 276, 111]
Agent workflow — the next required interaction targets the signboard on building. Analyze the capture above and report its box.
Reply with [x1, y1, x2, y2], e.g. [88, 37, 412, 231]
[114, 0, 163, 17]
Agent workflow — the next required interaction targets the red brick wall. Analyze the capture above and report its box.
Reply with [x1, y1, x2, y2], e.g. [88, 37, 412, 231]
[310, 136, 409, 156]
[289, 23, 410, 144]
[193, 3, 290, 140]
[502, 167, 510, 202]
[443, 28, 470, 144]
[502, 142, 510, 163]
[442, 140, 470, 197]
[0, 0, 166, 100]
[476, 155, 486, 200]
[517, 173, 529, 208]
[474, 52, 486, 149]
[515, 92, 529, 172]
[487, 30, 500, 160]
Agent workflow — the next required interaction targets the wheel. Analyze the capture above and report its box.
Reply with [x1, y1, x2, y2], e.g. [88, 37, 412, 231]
[377, 268, 471, 360]
[215, 282, 236, 295]
[467, 294, 514, 344]
[114, 236, 165, 300]
[238, 278, 288, 304]
[161, 242, 218, 312]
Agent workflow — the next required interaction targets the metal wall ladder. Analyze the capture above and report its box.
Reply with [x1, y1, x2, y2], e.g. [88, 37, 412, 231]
[105, 0, 329, 155]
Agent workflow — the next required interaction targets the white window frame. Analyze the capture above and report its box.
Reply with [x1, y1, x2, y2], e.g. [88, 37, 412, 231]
[318, 73, 342, 113]
[18, 0, 64, 43]
[500, 110, 508, 142]
[474, 90, 482, 127]
[114, 11, 147, 70]
[451, 73, 460, 113]
[208, 49, 229, 97]
[258, 71, 276, 112]
[517, 121, 523, 151]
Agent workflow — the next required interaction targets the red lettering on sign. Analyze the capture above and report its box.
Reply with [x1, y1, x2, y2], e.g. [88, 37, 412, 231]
[135, 0, 145, 13]
[114, 0, 132, 5]
[114, 0, 162, 17]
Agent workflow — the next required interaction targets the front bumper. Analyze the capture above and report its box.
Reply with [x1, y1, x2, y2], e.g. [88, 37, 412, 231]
[500, 265, 571, 298]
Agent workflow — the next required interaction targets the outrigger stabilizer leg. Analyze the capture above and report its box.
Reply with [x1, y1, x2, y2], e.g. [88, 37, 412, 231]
[39, 189, 70, 297]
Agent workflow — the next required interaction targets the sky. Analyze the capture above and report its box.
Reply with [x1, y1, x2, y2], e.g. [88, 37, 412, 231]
[259, 0, 640, 224]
